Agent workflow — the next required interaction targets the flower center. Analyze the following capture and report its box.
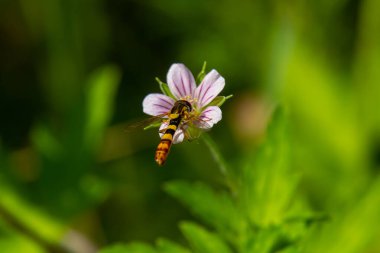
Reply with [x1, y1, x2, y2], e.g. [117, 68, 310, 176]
[180, 95, 199, 108]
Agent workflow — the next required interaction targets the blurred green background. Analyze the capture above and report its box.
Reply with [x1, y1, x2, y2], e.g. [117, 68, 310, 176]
[1, 0, 380, 252]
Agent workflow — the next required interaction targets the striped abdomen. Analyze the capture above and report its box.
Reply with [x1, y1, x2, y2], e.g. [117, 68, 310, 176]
[155, 100, 192, 166]
[155, 116, 181, 166]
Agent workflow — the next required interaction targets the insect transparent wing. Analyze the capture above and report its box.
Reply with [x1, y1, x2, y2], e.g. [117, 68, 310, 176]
[182, 117, 212, 140]
[124, 113, 168, 132]
[188, 116, 213, 129]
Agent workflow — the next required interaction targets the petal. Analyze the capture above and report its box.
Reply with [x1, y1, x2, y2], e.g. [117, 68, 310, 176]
[167, 63, 196, 99]
[194, 69, 225, 108]
[172, 129, 185, 144]
[196, 106, 222, 129]
[143, 93, 175, 116]
[159, 122, 185, 144]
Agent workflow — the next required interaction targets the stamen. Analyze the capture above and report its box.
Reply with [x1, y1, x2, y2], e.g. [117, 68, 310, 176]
[180, 95, 198, 106]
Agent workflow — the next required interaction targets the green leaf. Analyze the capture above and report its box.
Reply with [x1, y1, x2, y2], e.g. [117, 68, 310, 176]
[241, 107, 299, 226]
[156, 77, 175, 99]
[31, 124, 61, 159]
[283, 45, 365, 192]
[100, 242, 158, 253]
[156, 238, 191, 253]
[84, 65, 121, 151]
[196, 61, 207, 83]
[205, 95, 233, 108]
[302, 177, 380, 253]
[180, 222, 232, 253]
[165, 181, 244, 242]
[0, 176, 65, 244]
[0, 218, 47, 253]
[276, 247, 300, 253]
[242, 225, 300, 253]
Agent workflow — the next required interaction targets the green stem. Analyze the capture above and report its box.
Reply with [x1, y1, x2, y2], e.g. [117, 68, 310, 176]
[202, 133, 236, 193]
[202, 133, 228, 176]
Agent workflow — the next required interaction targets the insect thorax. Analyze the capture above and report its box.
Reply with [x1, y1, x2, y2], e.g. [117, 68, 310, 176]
[171, 100, 192, 115]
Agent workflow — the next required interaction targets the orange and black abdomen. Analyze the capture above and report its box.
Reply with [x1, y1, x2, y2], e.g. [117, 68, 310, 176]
[155, 100, 192, 166]
[155, 117, 180, 166]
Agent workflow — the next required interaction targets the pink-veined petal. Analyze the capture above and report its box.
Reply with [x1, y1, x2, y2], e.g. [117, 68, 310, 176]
[194, 69, 225, 108]
[172, 129, 185, 144]
[196, 106, 222, 129]
[143, 93, 175, 116]
[159, 122, 185, 144]
[167, 63, 196, 99]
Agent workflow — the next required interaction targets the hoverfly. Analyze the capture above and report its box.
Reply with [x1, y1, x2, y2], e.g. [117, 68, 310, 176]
[126, 100, 211, 166]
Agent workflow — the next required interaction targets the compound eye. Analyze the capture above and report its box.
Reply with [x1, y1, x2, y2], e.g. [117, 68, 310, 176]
[186, 102, 192, 111]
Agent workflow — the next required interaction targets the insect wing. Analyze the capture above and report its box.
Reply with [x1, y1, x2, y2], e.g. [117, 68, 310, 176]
[124, 113, 168, 132]
[184, 118, 212, 140]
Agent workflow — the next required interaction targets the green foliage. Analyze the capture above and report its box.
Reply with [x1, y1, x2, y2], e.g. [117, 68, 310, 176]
[0, 218, 46, 253]
[240, 108, 299, 226]
[84, 65, 121, 151]
[0, 177, 64, 244]
[156, 238, 191, 253]
[100, 238, 191, 253]
[2, 0, 380, 252]
[29, 65, 120, 219]
[165, 181, 244, 243]
[99, 242, 157, 253]
[101, 90, 380, 252]
[101, 109, 319, 253]
[180, 222, 232, 253]
[302, 178, 380, 253]
[0, 62, 120, 251]
[98, 239, 192, 253]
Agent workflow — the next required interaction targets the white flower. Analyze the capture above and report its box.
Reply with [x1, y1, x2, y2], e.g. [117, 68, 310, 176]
[142, 63, 227, 144]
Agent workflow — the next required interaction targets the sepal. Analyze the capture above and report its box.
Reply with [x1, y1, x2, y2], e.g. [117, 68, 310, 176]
[206, 94, 233, 108]
[196, 61, 207, 84]
[155, 77, 175, 99]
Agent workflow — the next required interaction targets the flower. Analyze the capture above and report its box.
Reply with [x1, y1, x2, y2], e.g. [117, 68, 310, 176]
[142, 63, 229, 144]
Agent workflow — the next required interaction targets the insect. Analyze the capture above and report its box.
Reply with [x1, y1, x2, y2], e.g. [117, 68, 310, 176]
[125, 100, 211, 166]
[155, 100, 193, 166]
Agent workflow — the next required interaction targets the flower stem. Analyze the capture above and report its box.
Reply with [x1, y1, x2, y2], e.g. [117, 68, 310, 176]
[202, 133, 236, 193]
